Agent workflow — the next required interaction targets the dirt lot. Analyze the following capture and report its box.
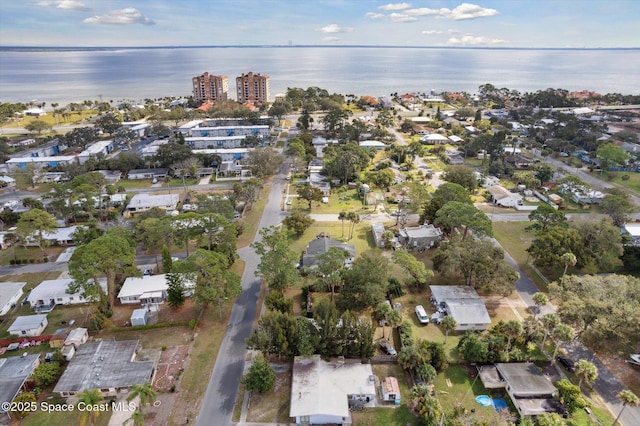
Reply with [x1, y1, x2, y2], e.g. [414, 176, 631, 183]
[247, 371, 293, 423]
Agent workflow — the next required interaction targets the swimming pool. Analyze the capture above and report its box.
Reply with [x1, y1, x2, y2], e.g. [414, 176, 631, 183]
[475, 395, 492, 407]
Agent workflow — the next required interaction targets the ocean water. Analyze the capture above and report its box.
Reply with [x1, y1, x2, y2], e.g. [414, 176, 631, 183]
[0, 46, 638, 105]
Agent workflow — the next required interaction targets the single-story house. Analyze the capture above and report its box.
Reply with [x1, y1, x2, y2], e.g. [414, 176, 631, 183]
[0, 281, 26, 316]
[448, 135, 464, 144]
[53, 340, 155, 398]
[96, 170, 122, 184]
[289, 355, 376, 425]
[301, 237, 356, 268]
[27, 278, 107, 313]
[24, 108, 46, 116]
[420, 134, 449, 145]
[430, 285, 491, 331]
[478, 363, 561, 418]
[0, 175, 16, 188]
[397, 224, 442, 250]
[117, 273, 195, 305]
[8, 314, 48, 337]
[622, 223, 640, 246]
[0, 354, 40, 416]
[26, 226, 80, 247]
[127, 168, 169, 180]
[359, 140, 386, 150]
[64, 328, 89, 348]
[572, 189, 604, 204]
[445, 151, 465, 165]
[486, 185, 523, 208]
[77, 140, 114, 164]
[382, 377, 401, 404]
[125, 193, 179, 215]
[504, 154, 534, 169]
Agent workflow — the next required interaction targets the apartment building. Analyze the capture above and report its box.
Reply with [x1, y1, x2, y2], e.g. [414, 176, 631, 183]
[192, 72, 229, 104]
[236, 72, 270, 104]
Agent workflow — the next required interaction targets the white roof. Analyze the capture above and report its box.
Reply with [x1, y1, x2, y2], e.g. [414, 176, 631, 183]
[290, 355, 375, 419]
[40, 226, 79, 242]
[6, 156, 76, 164]
[185, 136, 247, 142]
[80, 140, 112, 156]
[448, 135, 464, 143]
[359, 140, 386, 148]
[445, 299, 491, 325]
[191, 148, 251, 154]
[624, 223, 640, 237]
[0, 176, 16, 183]
[0, 282, 26, 310]
[127, 193, 179, 209]
[29, 278, 107, 302]
[421, 133, 449, 142]
[117, 274, 194, 299]
[8, 314, 47, 332]
[178, 120, 204, 130]
[65, 328, 88, 344]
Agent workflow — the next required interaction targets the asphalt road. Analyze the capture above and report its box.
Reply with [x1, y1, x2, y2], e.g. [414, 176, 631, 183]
[195, 165, 289, 426]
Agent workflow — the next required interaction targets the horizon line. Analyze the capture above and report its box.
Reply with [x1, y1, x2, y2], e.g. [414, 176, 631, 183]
[1, 44, 639, 51]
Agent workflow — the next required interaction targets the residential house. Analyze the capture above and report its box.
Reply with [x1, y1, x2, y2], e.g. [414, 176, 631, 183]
[397, 224, 442, 251]
[96, 170, 122, 184]
[127, 168, 169, 180]
[358, 140, 386, 150]
[8, 314, 48, 337]
[478, 363, 561, 418]
[420, 133, 449, 145]
[0, 354, 40, 418]
[302, 237, 356, 268]
[77, 140, 113, 164]
[27, 278, 108, 313]
[371, 223, 387, 248]
[117, 273, 195, 305]
[312, 137, 338, 157]
[448, 135, 464, 144]
[53, 340, 155, 398]
[486, 185, 523, 208]
[429, 285, 491, 331]
[0, 281, 26, 316]
[25, 225, 80, 247]
[445, 151, 465, 165]
[504, 154, 534, 169]
[125, 193, 179, 216]
[191, 148, 252, 162]
[289, 355, 376, 425]
[572, 189, 604, 204]
[0, 175, 16, 189]
[622, 223, 640, 246]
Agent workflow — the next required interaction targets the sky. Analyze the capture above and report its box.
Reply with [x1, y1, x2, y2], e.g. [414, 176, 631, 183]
[0, 0, 639, 48]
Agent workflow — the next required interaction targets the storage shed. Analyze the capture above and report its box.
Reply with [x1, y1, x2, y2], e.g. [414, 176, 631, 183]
[382, 377, 401, 405]
[131, 309, 148, 327]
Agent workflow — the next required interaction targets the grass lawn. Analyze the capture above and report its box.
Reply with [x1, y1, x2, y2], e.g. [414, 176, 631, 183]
[0, 245, 66, 266]
[589, 170, 640, 195]
[116, 179, 154, 190]
[1, 110, 98, 129]
[492, 222, 533, 266]
[288, 188, 366, 214]
[246, 370, 292, 423]
[351, 405, 418, 426]
[21, 405, 111, 426]
[288, 221, 377, 258]
[236, 184, 271, 248]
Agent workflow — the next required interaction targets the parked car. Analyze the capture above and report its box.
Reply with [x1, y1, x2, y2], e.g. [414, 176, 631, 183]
[142, 269, 153, 276]
[379, 339, 397, 356]
[415, 305, 429, 325]
[557, 356, 575, 372]
[431, 312, 444, 325]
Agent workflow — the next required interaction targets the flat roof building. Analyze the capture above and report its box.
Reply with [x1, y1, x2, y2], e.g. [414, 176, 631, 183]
[192, 72, 229, 104]
[0, 354, 40, 417]
[430, 285, 491, 331]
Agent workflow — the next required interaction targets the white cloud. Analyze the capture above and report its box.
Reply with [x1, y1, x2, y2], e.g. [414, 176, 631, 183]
[378, 3, 412, 11]
[83, 8, 155, 25]
[404, 3, 498, 20]
[36, 0, 91, 11]
[390, 13, 417, 23]
[447, 35, 507, 45]
[443, 3, 498, 20]
[316, 24, 352, 34]
[364, 12, 386, 20]
[421, 29, 459, 35]
[322, 36, 340, 43]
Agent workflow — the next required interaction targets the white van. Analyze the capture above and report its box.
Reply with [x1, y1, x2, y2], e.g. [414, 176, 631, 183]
[415, 305, 429, 324]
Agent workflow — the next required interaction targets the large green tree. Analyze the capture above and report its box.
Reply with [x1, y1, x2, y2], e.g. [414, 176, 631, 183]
[242, 355, 276, 394]
[297, 185, 324, 209]
[69, 230, 138, 308]
[422, 182, 472, 224]
[601, 192, 635, 227]
[245, 147, 284, 178]
[252, 226, 299, 292]
[434, 201, 492, 240]
[597, 143, 629, 172]
[15, 208, 58, 255]
[283, 210, 315, 235]
[392, 250, 433, 290]
[339, 251, 389, 311]
[442, 165, 478, 191]
[526, 204, 567, 233]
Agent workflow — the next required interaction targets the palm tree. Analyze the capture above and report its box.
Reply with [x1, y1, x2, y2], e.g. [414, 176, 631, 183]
[440, 315, 457, 344]
[504, 320, 523, 352]
[541, 313, 560, 348]
[560, 252, 577, 283]
[532, 292, 548, 319]
[124, 409, 145, 426]
[551, 324, 574, 361]
[613, 390, 639, 426]
[338, 211, 347, 238]
[347, 211, 360, 240]
[127, 382, 157, 413]
[575, 359, 598, 389]
[77, 389, 103, 426]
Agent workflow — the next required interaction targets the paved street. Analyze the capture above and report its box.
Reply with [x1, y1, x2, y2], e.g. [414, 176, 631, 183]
[195, 166, 289, 426]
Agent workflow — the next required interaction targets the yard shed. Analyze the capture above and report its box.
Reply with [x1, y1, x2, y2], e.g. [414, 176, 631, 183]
[64, 328, 88, 347]
[382, 376, 401, 404]
[131, 309, 148, 327]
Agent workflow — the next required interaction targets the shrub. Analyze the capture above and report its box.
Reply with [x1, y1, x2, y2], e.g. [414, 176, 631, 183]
[29, 258, 35, 264]
[161, 345, 167, 351]
[622, 174, 631, 181]
[242, 355, 275, 394]
[189, 319, 197, 330]
[265, 291, 293, 314]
